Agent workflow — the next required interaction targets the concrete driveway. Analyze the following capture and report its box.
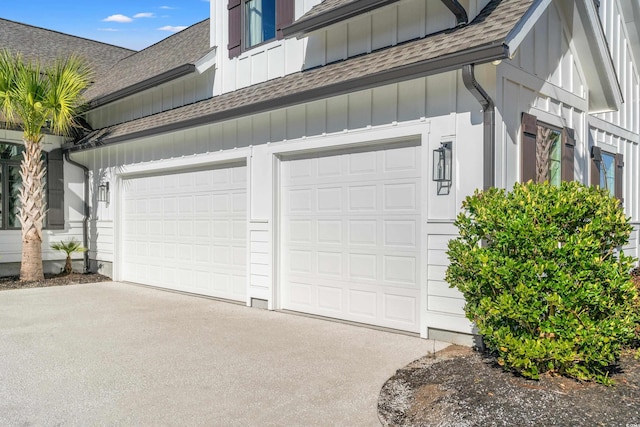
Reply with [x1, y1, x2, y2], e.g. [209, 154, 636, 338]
[0, 282, 446, 426]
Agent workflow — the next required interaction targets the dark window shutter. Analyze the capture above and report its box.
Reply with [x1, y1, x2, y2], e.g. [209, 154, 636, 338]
[228, 0, 242, 58]
[47, 148, 65, 230]
[615, 153, 624, 202]
[590, 146, 601, 187]
[561, 127, 575, 182]
[276, 0, 295, 39]
[521, 112, 537, 182]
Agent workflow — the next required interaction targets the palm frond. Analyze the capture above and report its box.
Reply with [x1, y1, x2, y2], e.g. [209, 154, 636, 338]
[46, 56, 93, 136]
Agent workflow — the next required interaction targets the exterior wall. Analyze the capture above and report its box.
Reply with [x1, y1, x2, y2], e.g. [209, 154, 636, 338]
[596, 0, 640, 262]
[212, 0, 463, 96]
[496, 0, 640, 262]
[0, 129, 86, 273]
[74, 70, 490, 336]
[85, 67, 216, 130]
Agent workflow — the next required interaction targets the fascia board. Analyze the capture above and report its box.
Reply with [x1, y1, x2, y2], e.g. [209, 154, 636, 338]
[574, 0, 623, 111]
[504, 0, 552, 54]
[195, 47, 217, 74]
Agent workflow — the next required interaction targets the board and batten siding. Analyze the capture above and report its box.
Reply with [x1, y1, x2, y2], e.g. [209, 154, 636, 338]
[497, 0, 640, 260]
[85, 68, 216, 130]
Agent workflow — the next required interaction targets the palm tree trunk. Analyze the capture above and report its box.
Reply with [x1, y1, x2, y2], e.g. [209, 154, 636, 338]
[19, 138, 46, 281]
[64, 256, 72, 274]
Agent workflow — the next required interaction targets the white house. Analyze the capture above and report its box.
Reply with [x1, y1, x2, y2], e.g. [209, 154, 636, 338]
[1, 0, 639, 343]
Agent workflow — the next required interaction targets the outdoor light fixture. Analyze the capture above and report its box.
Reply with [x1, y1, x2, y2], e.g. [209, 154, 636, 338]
[433, 142, 452, 195]
[98, 182, 110, 203]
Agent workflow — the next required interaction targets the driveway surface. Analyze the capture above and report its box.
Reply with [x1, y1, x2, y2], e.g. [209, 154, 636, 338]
[0, 282, 447, 426]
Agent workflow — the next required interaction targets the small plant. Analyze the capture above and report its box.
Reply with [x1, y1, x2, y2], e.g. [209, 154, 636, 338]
[446, 181, 639, 384]
[50, 238, 87, 275]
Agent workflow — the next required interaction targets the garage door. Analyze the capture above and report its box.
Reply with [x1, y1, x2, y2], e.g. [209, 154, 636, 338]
[281, 144, 421, 332]
[121, 163, 247, 301]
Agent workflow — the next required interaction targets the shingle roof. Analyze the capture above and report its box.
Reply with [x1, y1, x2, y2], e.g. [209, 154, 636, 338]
[73, 0, 533, 150]
[300, 0, 358, 19]
[83, 19, 213, 105]
[0, 18, 134, 81]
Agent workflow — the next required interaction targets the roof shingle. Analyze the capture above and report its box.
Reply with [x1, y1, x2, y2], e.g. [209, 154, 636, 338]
[83, 19, 212, 104]
[0, 18, 134, 81]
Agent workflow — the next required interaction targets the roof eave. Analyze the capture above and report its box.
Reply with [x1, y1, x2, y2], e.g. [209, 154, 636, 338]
[506, 0, 622, 113]
[67, 42, 509, 152]
[282, 0, 403, 39]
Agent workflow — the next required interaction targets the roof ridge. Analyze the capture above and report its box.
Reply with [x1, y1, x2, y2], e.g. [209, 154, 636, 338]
[124, 18, 210, 56]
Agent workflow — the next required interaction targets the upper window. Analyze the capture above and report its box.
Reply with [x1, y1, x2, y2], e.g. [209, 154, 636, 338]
[599, 151, 616, 197]
[521, 113, 575, 185]
[590, 146, 624, 201]
[228, 0, 294, 58]
[245, 0, 276, 48]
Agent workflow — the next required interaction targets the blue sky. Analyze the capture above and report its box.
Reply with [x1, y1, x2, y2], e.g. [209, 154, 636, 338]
[2, 1, 211, 51]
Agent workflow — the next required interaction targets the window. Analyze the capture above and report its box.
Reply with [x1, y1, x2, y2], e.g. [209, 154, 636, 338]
[590, 146, 624, 201]
[228, 0, 294, 57]
[0, 143, 28, 229]
[0, 142, 64, 230]
[521, 113, 575, 184]
[245, 0, 276, 48]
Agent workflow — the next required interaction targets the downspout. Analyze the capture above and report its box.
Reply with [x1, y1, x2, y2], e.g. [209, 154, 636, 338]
[440, 0, 468, 25]
[63, 151, 90, 273]
[462, 64, 495, 190]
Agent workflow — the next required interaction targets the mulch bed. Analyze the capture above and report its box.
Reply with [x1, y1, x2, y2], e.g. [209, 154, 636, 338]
[378, 345, 640, 427]
[0, 273, 111, 291]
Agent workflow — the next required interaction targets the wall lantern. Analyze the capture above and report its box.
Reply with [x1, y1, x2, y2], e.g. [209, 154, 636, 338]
[433, 142, 452, 195]
[98, 182, 110, 203]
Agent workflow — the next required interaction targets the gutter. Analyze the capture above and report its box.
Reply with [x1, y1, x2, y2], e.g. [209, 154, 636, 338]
[63, 151, 90, 273]
[67, 42, 509, 152]
[462, 64, 495, 190]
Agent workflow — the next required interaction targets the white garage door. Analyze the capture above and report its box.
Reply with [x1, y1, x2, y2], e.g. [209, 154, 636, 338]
[121, 163, 247, 301]
[281, 144, 422, 332]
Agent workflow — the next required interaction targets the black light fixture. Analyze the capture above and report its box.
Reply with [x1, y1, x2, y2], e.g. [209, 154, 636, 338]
[433, 142, 452, 195]
[98, 182, 110, 203]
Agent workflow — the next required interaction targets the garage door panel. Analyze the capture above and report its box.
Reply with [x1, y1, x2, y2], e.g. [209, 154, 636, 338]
[121, 164, 247, 301]
[281, 145, 421, 332]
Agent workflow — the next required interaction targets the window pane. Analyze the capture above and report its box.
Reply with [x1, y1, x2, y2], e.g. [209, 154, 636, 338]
[536, 125, 562, 185]
[548, 132, 561, 186]
[600, 152, 616, 197]
[0, 144, 25, 161]
[9, 165, 21, 228]
[245, 0, 276, 48]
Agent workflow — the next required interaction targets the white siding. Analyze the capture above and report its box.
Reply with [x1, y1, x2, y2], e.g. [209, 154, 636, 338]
[85, 68, 215, 129]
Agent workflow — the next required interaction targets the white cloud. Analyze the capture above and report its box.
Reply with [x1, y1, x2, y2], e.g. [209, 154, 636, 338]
[158, 25, 187, 32]
[134, 12, 155, 18]
[103, 14, 133, 23]
[159, 6, 176, 9]
[98, 28, 120, 32]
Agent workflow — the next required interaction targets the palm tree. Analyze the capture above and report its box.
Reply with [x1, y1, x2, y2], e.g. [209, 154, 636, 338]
[0, 50, 92, 281]
[50, 238, 87, 275]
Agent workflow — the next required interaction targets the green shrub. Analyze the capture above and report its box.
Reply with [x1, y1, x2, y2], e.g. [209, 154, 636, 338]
[446, 181, 639, 384]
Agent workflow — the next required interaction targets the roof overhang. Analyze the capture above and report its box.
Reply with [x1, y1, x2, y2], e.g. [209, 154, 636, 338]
[282, 0, 403, 38]
[505, 0, 622, 113]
